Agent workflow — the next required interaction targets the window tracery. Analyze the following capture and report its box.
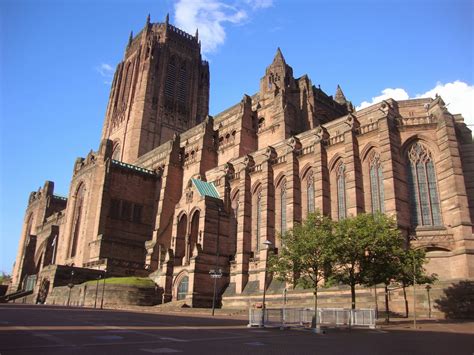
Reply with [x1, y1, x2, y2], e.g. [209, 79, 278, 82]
[307, 170, 315, 215]
[407, 142, 442, 226]
[336, 163, 346, 219]
[369, 152, 384, 213]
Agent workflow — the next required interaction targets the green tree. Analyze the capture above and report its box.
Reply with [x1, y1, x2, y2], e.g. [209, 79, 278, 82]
[0, 272, 11, 285]
[268, 211, 335, 330]
[332, 213, 404, 310]
[394, 248, 437, 318]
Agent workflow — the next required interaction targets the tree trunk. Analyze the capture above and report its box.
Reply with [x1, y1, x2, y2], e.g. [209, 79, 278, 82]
[402, 283, 409, 318]
[374, 284, 379, 319]
[351, 283, 356, 310]
[312, 285, 318, 329]
[384, 284, 390, 324]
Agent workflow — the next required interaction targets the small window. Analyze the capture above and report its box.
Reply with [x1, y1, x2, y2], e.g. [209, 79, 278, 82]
[177, 276, 189, 300]
[110, 199, 121, 219]
[132, 204, 142, 223]
[121, 201, 132, 220]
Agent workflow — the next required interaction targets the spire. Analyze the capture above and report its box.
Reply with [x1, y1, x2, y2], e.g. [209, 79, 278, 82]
[195, 28, 199, 41]
[165, 13, 169, 25]
[272, 47, 286, 64]
[128, 31, 133, 47]
[146, 13, 150, 26]
[334, 85, 347, 105]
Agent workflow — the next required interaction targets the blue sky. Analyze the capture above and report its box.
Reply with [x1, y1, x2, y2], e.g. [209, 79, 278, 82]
[1, 0, 473, 274]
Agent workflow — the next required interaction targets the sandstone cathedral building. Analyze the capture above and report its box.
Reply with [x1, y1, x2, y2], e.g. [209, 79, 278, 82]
[10, 15, 474, 307]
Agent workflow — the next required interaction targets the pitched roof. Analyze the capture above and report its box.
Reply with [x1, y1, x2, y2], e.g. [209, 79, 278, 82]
[191, 178, 220, 199]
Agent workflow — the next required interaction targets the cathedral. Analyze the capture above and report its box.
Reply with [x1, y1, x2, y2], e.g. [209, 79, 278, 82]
[10, 16, 474, 307]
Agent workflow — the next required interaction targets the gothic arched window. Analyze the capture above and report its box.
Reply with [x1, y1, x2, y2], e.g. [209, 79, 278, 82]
[407, 142, 442, 227]
[177, 276, 188, 300]
[231, 193, 239, 255]
[112, 141, 121, 160]
[70, 184, 85, 258]
[369, 152, 384, 213]
[165, 58, 177, 98]
[307, 171, 315, 215]
[177, 64, 187, 105]
[255, 190, 262, 253]
[336, 163, 346, 219]
[280, 180, 287, 234]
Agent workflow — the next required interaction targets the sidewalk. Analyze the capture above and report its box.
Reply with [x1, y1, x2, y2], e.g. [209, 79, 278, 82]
[378, 317, 474, 334]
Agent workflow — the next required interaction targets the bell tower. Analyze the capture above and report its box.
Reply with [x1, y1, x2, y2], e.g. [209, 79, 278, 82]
[101, 14, 210, 163]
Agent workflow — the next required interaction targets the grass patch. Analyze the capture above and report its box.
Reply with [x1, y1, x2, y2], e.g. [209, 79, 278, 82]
[84, 277, 155, 287]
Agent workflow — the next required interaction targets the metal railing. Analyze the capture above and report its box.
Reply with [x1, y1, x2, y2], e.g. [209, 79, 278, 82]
[249, 308, 376, 329]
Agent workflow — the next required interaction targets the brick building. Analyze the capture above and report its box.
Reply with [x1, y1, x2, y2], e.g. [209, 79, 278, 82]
[10, 16, 474, 307]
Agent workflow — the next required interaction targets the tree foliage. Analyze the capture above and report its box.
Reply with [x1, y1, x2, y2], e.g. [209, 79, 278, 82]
[268, 211, 335, 329]
[331, 213, 404, 309]
[269, 211, 334, 291]
[268, 211, 436, 318]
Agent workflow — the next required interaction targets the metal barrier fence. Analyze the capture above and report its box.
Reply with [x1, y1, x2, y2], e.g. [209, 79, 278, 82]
[248, 308, 376, 329]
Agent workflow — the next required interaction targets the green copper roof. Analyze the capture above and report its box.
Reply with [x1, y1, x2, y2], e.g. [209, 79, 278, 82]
[191, 178, 220, 199]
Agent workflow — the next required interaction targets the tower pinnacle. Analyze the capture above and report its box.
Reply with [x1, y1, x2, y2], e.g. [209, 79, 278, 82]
[334, 85, 347, 105]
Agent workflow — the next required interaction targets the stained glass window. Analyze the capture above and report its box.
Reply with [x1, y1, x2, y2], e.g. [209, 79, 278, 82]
[280, 180, 287, 234]
[336, 163, 346, 219]
[307, 171, 315, 215]
[70, 184, 85, 257]
[177, 276, 188, 300]
[256, 191, 262, 252]
[407, 142, 442, 226]
[369, 152, 385, 213]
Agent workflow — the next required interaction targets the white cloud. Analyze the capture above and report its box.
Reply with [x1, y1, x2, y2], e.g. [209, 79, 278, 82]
[96, 63, 114, 77]
[357, 81, 474, 128]
[245, 0, 273, 9]
[357, 88, 409, 110]
[174, 0, 272, 55]
[415, 81, 474, 127]
[175, 0, 247, 54]
[95, 63, 115, 85]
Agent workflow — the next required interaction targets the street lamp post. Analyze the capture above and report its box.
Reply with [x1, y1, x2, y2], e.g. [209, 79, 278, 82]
[261, 240, 272, 327]
[210, 207, 222, 316]
[210, 268, 222, 316]
[409, 233, 417, 329]
[412, 250, 417, 329]
[94, 274, 102, 309]
[426, 284, 432, 318]
[66, 270, 75, 307]
[100, 270, 107, 309]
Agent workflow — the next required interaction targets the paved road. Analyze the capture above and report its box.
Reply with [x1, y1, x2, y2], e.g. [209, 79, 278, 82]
[0, 304, 472, 354]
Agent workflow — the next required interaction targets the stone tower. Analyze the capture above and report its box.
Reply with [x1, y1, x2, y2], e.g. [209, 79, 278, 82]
[101, 14, 210, 163]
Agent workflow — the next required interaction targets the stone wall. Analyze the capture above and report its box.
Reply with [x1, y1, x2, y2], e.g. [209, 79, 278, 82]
[222, 279, 474, 319]
[46, 282, 160, 307]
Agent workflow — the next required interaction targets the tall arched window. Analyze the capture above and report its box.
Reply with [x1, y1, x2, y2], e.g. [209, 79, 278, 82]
[189, 211, 199, 259]
[177, 64, 187, 105]
[165, 57, 177, 98]
[231, 193, 239, 256]
[255, 190, 262, 253]
[407, 142, 442, 226]
[175, 213, 187, 263]
[336, 163, 346, 219]
[369, 152, 385, 213]
[307, 171, 315, 215]
[280, 180, 287, 234]
[177, 276, 188, 300]
[112, 140, 121, 160]
[70, 184, 85, 258]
